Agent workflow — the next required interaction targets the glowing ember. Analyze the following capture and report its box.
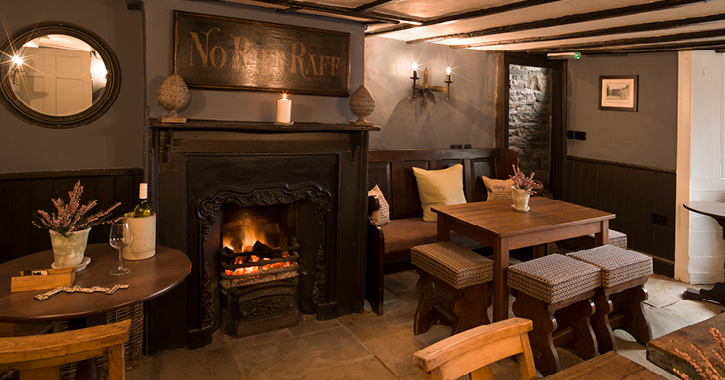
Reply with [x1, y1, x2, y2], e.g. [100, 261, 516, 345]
[225, 253, 292, 276]
[222, 218, 294, 277]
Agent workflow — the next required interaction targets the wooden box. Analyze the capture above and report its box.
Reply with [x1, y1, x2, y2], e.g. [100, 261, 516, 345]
[10, 267, 75, 292]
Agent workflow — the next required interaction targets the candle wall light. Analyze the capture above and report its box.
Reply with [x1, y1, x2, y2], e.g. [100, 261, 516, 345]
[410, 64, 453, 106]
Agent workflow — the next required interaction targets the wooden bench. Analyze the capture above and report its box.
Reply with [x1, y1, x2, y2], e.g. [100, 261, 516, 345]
[366, 148, 519, 315]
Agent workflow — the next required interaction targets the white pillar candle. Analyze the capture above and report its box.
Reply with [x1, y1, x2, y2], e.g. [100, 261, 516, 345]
[277, 94, 292, 123]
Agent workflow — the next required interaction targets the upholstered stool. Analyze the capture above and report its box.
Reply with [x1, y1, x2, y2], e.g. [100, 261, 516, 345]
[508, 254, 601, 376]
[557, 229, 627, 251]
[567, 245, 653, 354]
[411, 241, 493, 335]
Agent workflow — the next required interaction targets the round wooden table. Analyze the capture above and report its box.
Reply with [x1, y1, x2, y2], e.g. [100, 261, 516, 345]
[0, 244, 191, 323]
[0, 243, 191, 380]
[683, 201, 725, 310]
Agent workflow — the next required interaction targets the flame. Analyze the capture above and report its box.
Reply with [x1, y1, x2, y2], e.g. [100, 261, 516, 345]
[222, 217, 292, 276]
[225, 252, 292, 276]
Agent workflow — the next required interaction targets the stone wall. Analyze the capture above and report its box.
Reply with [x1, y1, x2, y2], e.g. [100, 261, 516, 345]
[508, 65, 551, 193]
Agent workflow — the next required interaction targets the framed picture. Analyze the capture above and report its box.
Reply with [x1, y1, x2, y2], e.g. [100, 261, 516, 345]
[172, 11, 350, 97]
[599, 75, 638, 111]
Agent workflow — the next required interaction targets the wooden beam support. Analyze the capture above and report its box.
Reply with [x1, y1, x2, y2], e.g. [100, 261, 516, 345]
[403, 0, 706, 44]
[454, 13, 725, 49]
[366, 0, 564, 37]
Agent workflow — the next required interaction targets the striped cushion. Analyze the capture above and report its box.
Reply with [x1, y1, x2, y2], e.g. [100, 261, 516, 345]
[559, 229, 627, 250]
[508, 254, 601, 304]
[411, 241, 493, 289]
[567, 245, 653, 288]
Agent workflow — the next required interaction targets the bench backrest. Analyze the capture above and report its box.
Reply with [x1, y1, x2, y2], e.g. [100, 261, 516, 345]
[368, 148, 520, 220]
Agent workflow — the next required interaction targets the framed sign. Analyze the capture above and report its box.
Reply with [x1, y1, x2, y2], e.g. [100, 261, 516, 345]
[599, 75, 638, 111]
[172, 11, 350, 96]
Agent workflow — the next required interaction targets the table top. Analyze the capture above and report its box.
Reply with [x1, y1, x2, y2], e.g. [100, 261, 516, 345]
[646, 312, 725, 378]
[0, 244, 191, 323]
[684, 201, 725, 221]
[432, 197, 615, 238]
[545, 351, 666, 379]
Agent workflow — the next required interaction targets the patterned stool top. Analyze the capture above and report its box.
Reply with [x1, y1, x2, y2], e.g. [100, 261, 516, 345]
[560, 229, 627, 250]
[567, 245, 652, 288]
[508, 254, 601, 304]
[411, 241, 493, 289]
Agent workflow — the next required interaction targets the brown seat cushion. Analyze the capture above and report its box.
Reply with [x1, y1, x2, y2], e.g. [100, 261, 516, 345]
[508, 254, 601, 304]
[411, 241, 493, 289]
[567, 245, 652, 288]
[380, 217, 484, 253]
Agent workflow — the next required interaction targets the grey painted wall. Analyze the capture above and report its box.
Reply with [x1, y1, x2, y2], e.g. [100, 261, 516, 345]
[567, 52, 678, 170]
[364, 37, 497, 150]
[142, 1, 364, 125]
[0, 0, 145, 173]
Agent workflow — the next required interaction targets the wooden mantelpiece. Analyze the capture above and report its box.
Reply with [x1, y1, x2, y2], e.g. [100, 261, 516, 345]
[147, 118, 378, 353]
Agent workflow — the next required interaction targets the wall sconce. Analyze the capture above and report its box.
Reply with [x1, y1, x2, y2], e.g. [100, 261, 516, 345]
[411, 64, 453, 106]
[11, 55, 23, 85]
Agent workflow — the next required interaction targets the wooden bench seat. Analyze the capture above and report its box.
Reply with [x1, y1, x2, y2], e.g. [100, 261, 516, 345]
[366, 148, 519, 315]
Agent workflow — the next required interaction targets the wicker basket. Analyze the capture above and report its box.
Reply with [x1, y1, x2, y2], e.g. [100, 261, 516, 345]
[58, 303, 145, 380]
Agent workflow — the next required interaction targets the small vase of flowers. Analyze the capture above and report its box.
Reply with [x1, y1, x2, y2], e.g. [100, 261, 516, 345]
[33, 181, 122, 269]
[510, 165, 542, 212]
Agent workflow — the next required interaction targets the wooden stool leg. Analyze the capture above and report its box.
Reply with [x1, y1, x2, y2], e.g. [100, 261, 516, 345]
[556, 298, 598, 360]
[414, 275, 438, 335]
[452, 283, 490, 334]
[590, 289, 616, 354]
[613, 285, 652, 345]
[513, 291, 560, 376]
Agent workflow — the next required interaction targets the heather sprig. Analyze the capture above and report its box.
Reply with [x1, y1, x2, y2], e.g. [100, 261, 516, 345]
[510, 165, 543, 195]
[673, 327, 725, 380]
[32, 181, 122, 237]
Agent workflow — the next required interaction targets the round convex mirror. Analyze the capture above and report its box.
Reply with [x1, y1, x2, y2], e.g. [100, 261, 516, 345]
[0, 22, 120, 128]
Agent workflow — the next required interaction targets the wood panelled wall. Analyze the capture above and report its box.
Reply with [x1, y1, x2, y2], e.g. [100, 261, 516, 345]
[563, 156, 676, 276]
[0, 169, 143, 264]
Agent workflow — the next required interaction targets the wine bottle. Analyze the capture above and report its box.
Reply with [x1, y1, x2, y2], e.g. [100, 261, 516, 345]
[133, 183, 153, 217]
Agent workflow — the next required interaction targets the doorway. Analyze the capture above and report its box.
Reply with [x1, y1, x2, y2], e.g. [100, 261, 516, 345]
[495, 53, 566, 200]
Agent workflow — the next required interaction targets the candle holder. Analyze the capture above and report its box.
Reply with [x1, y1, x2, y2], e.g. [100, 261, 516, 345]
[411, 67, 452, 107]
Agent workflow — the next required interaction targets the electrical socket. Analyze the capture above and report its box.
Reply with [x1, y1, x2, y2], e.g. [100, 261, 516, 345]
[574, 131, 587, 140]
[464, 144, 472, 149]
[567, 131, 575, 139]
[651, 213, 668, 226]
[450, 144, 463, 149]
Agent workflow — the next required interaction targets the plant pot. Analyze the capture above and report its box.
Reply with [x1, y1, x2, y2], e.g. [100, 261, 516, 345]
[49, 227, 91, 268]
[511, 188, 530, 212]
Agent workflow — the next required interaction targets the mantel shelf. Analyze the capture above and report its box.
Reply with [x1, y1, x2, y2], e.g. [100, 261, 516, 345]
[150, 118, 380, 133]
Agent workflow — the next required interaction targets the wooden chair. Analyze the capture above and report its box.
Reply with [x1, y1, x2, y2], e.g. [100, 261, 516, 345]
[413, 317, 537, 380]
[413, 317, 667, 380]
[0, 320, 130, 380]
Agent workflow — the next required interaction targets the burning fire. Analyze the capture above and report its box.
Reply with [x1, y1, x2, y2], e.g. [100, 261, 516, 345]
[223, 219, 292, 276]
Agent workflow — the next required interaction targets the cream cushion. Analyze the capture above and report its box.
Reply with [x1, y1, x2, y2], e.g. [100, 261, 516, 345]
[412, 164, 467, 222]
[368, 185, 390, 226]
[482, 176, 514, 200]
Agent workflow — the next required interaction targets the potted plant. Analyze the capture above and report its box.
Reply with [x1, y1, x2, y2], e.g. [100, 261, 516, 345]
[510, 165, 542, 212]
[32, 180, 122, 269]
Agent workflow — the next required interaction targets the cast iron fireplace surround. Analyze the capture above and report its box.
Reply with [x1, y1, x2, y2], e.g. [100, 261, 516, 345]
[147, 119, 377, 352]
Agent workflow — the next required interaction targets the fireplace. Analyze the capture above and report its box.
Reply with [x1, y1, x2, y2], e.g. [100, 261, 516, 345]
[148, 120, 377, 351]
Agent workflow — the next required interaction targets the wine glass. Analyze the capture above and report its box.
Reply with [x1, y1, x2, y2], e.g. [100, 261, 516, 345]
[109, 219, 132, 275]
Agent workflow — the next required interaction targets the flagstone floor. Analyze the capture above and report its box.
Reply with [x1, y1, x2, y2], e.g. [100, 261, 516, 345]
[127, 271, 720, 380]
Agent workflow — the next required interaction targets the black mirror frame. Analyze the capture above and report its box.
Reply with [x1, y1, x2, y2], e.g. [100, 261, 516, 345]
[0, 21, 121, 129]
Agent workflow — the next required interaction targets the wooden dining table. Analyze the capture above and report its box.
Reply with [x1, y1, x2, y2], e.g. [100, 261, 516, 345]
[433, 197, 616, 322]
[0, 243, 191, 379]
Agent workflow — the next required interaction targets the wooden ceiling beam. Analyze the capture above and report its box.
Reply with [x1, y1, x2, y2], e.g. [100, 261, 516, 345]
[365, 0, 564, 36]
[527, 28, 725, 53]
[404, 0, 706, 44]
[354, 0, 408, 13]
[244, 0, 414, 23]
[452, 13, 725, 49]
[576, 39, 725, 54]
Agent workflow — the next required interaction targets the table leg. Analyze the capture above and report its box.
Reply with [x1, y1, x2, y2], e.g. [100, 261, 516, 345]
[68, 314, 107, 380]
[683, 227, 725, 312]
[594, 220, 610, 246]
[493, 238, 510, 322]
[437, 216, 451, 242]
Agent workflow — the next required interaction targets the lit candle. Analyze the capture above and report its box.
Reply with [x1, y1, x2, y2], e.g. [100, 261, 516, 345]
[277, 93, 291, 123]
[412, 63, 418, 79]
[446, 67, 451, 82]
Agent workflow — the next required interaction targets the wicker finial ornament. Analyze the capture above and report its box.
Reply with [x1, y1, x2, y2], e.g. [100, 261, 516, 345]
[157, 74, 190, 123]
[349, 85, 375, 126]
